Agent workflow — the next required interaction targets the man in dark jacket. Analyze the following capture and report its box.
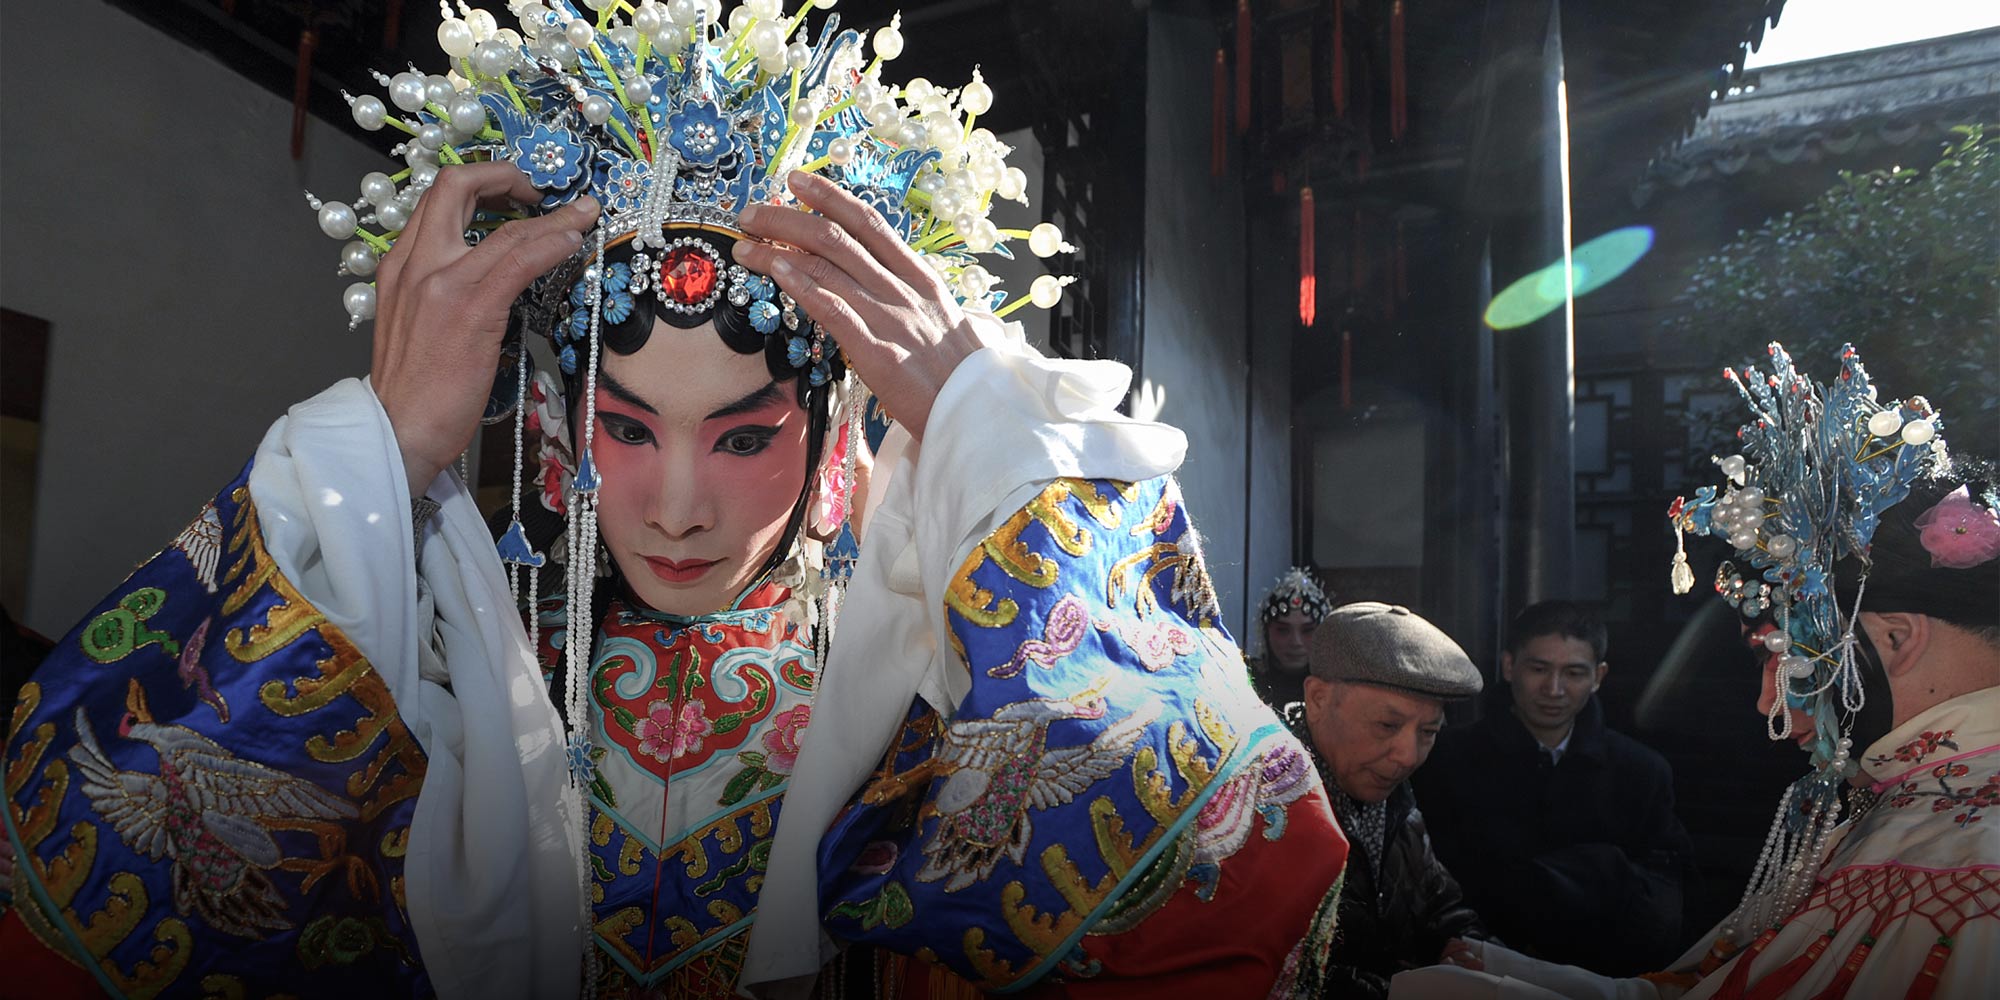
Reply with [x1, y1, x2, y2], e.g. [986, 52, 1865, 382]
[1418, 601, 1691, 976]
[1293, 602, 1491, 999]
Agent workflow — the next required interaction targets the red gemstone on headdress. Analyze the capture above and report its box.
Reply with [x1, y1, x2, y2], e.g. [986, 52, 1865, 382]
[658, 246, 718, 305]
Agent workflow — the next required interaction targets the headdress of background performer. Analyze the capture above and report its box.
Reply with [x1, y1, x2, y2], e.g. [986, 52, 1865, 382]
[302, 2, 1080, 988]
[1665, 341, 1999, 939]
[1258, 566, 1331, 656]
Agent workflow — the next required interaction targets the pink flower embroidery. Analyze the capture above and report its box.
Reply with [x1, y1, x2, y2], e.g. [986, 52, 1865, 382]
[636, 699, 678, 763]
[635, 697, 712, 763]
[1120, 619, 1198, 672]
[672, 701, 712, 759]
[761, 705, 812, 776]
[990, 596, 1090, 679]
[1875, 728, 1957, 766]
[1913, 486, 2000, 570]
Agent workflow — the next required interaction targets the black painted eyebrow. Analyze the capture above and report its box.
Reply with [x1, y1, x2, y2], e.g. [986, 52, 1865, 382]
[594, 371, 782, 422]
[706, 381, 784, 422]
[597, 369, 658, 416]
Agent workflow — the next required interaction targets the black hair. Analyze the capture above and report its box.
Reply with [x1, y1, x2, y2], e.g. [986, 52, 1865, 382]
[1505, 600, 1609, 662]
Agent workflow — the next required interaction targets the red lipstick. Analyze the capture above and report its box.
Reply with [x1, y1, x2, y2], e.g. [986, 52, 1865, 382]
[644, 556, 720, 584]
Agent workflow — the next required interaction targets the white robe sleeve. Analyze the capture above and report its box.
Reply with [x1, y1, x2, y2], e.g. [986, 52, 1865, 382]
[247, 377, 583, 1000]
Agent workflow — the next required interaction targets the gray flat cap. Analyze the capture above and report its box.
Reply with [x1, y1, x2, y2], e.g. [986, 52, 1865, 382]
[1308, 602, 1483, 699]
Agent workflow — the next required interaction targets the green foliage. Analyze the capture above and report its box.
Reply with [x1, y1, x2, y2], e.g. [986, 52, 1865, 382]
[1674, 125, 2000, 457]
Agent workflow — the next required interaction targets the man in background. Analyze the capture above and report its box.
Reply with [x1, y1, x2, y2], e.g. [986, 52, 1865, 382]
[1418, 601, 1690, 974]
[1293, 602, 1491, 999]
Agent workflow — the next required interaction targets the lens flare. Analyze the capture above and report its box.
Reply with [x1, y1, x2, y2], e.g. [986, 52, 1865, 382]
[1484, 226, 1655, 330]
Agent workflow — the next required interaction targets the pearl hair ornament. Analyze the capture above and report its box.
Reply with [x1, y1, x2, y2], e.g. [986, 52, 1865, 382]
[310, 0, 1076, 327]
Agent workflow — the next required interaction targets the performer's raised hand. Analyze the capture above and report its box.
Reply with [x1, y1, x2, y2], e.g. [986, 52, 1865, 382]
[371, 161, 599, 496]
[732, 170, 984, 441]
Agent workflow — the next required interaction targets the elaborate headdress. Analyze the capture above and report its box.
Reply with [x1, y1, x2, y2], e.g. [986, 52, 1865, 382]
[306, 2, 1070, 986]
[1667, 341, 1952, 934]
[1260, 566, 1332, 624]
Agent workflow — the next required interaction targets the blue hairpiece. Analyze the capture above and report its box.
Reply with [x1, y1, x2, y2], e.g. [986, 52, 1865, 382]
[1669, 342, 1945, 769]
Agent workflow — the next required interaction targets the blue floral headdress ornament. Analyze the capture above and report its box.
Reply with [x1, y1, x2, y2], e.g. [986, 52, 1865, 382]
[1666, 341, 1948, 936]
[303, 4, 1075, 983]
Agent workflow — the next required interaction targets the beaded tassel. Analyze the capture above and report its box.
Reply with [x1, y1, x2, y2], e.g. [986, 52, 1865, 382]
[628, 6, 691, 257]
[562, 223, 611, 997]
[500, 340, 548, 606]
[814, 376, 867, 670]
[1725, 761, 1863, 942]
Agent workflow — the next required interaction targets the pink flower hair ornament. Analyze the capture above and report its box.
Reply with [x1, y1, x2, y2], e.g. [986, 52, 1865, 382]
[1913, 486, 2000, 569]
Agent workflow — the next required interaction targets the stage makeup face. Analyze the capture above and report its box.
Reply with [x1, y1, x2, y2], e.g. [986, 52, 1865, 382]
[1266, 607, 1319, 673]
[586, 316, 812, 617]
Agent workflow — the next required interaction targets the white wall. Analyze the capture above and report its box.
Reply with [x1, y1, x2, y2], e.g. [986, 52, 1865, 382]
[4, 1, 389, 635]
[1141, 9, 1256, 638]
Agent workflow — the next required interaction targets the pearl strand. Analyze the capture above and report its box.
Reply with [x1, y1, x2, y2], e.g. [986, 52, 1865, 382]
[527, 561, 542, 655]
[1727, 782, 1794, 939]
[563, 222, 610, 998]
[841, 379, 865, 517]
[1834, 576, 1870, 713]
[560, 494, 595, 991]
[506, 345, 533, 609]
[1729, 729, 1860, 940]
[1766, 671, 1795, 741]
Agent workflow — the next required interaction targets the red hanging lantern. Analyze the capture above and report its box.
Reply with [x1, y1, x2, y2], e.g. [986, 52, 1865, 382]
[1236, 0, 1253, 135]
[1390, 0, 1409, 141]
[291, 27, 317, 160]
[1332, 0, 1347, 118]
[383, 0, 404, 50]
[1212, 48, 1229, 178]
[1299, 186, 1317, 327]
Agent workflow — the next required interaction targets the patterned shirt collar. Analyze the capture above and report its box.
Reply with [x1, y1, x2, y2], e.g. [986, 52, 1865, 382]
[1333, 791, 1389, 880]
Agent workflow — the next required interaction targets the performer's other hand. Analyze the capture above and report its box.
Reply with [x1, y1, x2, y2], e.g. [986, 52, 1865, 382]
[1439, 938, 1485, 971]
[732, 170, 982, 441]
[371, 161, 599, 496]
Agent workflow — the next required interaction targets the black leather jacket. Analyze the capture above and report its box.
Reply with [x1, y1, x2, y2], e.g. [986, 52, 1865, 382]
[1288, 713, 1490, 999]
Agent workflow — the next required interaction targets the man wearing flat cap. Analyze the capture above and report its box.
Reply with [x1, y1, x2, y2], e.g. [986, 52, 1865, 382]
[1290, 602, 1491, 999]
